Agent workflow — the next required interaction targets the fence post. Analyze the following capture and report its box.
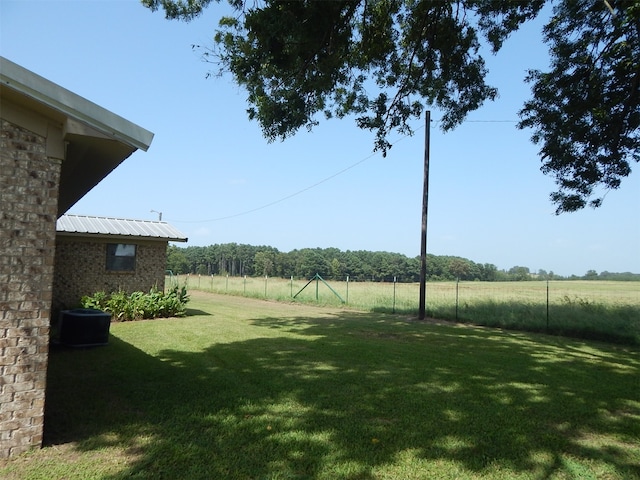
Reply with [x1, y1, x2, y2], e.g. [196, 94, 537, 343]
[393, 276, 397, 313]
[244, 275, 247, 295]
[546, 280, 550, 332]
[346, 275, 349, 304]
[226, 274, 229, 292]
[456, 278, 459, 321]
[265, 275, 268, 297]
[290, 275, 294, 297]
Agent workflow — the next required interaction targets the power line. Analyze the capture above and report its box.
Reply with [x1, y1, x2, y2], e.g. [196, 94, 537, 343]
[170, 152, 378, 223]
[166, 118, 518, 224]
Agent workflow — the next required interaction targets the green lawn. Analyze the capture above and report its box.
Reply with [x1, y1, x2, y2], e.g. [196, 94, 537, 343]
[2, 291, 639, 479]
[178, 276, 640, 345]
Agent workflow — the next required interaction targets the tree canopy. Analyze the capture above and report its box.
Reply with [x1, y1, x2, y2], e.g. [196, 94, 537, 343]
[166, 243, 640, 281]
[143, 0, 639, 213]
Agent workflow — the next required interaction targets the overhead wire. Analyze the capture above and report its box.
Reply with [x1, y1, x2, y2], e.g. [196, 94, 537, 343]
[165, 118, 518, 224]
[169, 152, 379, 223]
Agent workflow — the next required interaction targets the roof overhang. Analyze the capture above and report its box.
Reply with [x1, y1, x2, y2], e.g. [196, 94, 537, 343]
[0, 57, 154, 215]
[56, 231, 188, 243]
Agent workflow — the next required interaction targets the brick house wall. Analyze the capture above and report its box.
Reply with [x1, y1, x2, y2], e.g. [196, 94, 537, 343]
[2, 57, 155, 459]
[0, 119, 61, 458]
[52, 237, 168, 314]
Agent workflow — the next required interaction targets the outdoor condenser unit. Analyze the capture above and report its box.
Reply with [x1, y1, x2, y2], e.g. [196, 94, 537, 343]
[58, 308, 111, 347]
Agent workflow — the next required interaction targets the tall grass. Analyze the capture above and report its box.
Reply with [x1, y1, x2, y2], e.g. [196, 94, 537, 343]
[171, 275, 640, 345]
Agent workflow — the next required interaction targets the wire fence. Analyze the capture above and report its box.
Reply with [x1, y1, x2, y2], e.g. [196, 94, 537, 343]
[168, 274, 640, 345]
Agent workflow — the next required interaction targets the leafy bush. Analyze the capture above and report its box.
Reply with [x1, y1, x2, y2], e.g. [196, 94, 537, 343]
[80, 290, 108, 310]
[81, 285, 189, 321]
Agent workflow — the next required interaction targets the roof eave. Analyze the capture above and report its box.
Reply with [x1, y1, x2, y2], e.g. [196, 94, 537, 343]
[0, 57, 154, 151]
[56, 231, 188, 243]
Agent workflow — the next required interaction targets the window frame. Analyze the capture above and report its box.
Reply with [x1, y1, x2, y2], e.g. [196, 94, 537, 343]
[105, 243, 137, 272]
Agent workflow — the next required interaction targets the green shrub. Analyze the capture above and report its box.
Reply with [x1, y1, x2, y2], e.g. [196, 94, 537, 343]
[80, 290, 108, 310]
[80, 285, 189, 321]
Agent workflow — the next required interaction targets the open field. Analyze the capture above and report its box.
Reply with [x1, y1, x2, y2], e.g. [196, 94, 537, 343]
[172, 276, 640, 345]
[2, 291, 639, 479]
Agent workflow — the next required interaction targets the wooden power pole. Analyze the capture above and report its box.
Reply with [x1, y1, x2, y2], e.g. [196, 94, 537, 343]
[419, 111, 430, 320]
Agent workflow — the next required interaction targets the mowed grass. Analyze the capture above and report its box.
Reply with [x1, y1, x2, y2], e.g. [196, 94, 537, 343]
[180, 276, 640, 345]
[2, 291, 639, 479]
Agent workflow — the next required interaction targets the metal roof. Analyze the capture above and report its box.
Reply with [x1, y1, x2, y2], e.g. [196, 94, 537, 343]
[56, 215, 188, 242]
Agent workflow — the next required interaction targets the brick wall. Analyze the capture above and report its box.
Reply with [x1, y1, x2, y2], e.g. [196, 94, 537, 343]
[0, 119, 60, 458]
[52, 238, 168, 314]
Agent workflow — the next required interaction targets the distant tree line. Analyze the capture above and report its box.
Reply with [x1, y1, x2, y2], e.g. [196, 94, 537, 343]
[573, 270, 640, 282]
[166, 244, 639, 282]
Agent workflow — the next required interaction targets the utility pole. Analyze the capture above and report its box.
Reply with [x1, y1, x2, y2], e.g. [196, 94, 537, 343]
[419, 111, 430, 320]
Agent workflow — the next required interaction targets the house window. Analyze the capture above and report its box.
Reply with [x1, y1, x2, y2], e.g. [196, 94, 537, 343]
[106, 243, 136, 271]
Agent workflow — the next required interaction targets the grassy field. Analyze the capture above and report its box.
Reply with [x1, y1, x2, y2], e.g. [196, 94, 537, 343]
[173, 276, 640, 345]
[2, 291, 639, 479]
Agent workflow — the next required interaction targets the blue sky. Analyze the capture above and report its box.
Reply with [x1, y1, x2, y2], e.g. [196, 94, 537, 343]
[2, 0, 638, 276]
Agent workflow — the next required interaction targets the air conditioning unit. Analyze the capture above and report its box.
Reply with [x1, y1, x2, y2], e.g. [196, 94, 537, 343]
[59, 308, 111, 347]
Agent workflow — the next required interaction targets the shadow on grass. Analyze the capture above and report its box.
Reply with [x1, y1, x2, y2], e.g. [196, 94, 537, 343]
[43, 307, 640, 479]
[184, 307, 213, 316]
